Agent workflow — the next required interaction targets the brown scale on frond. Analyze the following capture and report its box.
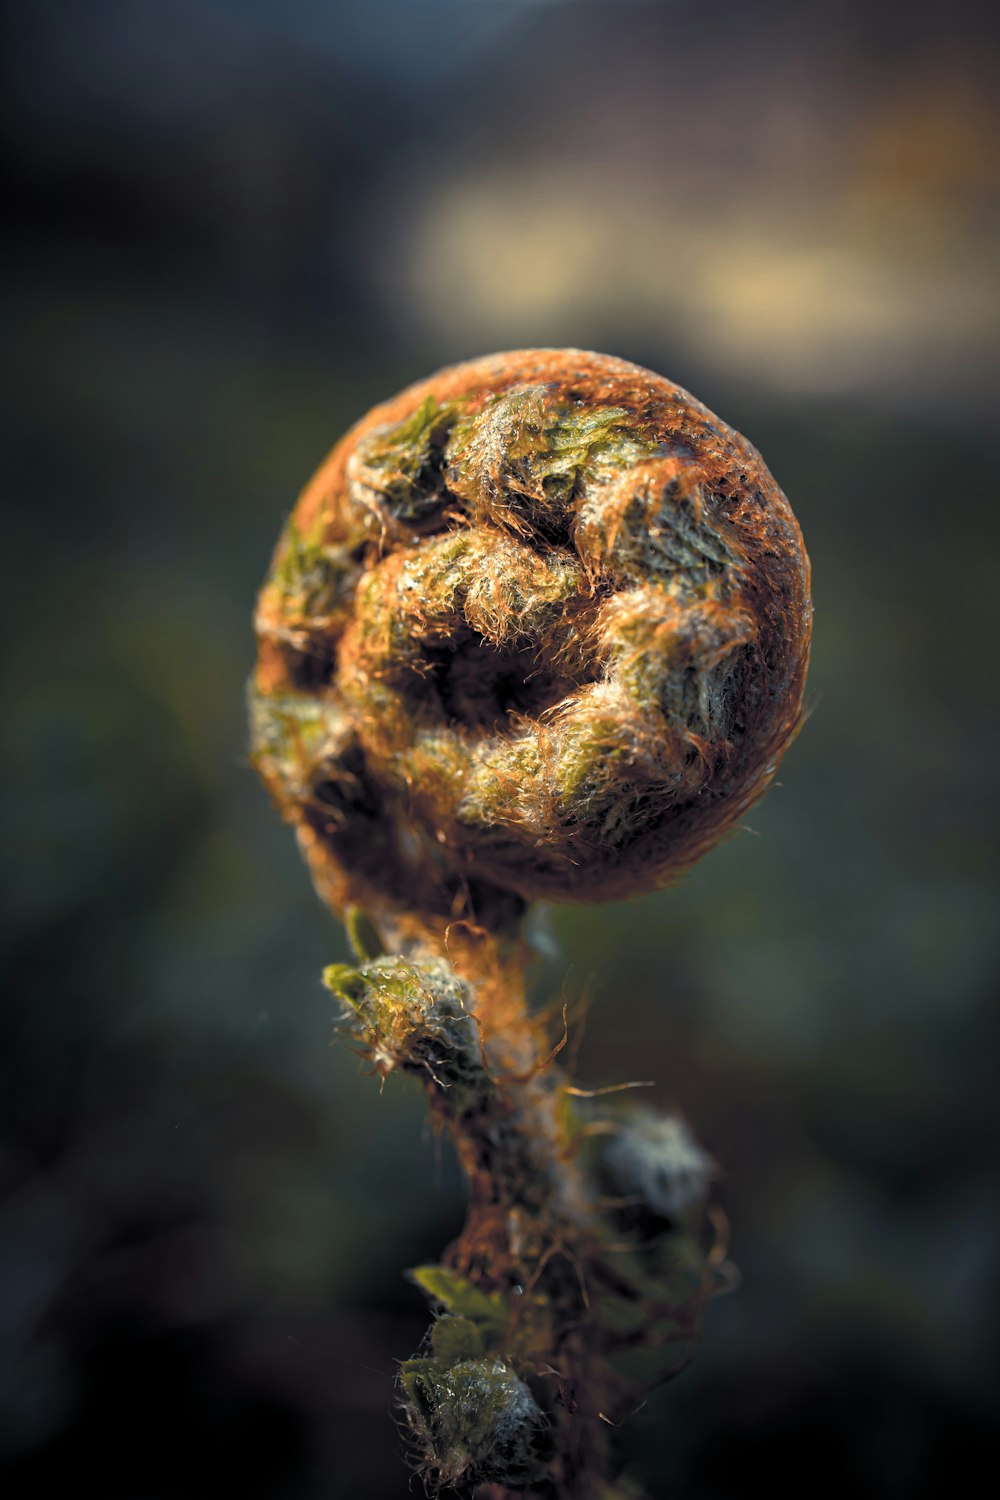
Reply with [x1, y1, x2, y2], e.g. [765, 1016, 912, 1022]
[251, 349, 811, 941]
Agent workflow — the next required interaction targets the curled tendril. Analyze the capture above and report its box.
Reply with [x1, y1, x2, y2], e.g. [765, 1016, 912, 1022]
[250, 350, 811, 1496]
[251, 349, 810, 933]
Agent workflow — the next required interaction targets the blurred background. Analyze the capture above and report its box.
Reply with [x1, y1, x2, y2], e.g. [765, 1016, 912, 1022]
[2, 1, 998, 1495]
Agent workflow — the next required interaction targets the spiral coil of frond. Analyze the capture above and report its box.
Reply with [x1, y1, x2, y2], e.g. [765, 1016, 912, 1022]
[252, 349, 810, 942]
[250, 351, 811, 1498]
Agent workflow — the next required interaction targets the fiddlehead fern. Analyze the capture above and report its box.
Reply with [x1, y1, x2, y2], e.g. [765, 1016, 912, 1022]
[250, 350, 811, 1497]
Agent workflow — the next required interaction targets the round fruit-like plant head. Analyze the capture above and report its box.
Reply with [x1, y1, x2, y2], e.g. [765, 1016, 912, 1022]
[251, 350, 811, 934]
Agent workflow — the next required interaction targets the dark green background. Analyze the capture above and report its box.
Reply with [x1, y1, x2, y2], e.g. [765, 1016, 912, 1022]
[2, 3, 997, 1496]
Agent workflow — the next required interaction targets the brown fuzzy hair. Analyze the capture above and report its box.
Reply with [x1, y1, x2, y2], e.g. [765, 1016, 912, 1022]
[251, 349, 811, 937]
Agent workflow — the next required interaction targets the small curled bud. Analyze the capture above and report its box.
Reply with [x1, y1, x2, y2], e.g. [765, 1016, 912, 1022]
[251, 350, 810, 928]
[400, 1352, 548, 1492]
[323, 953, 486, 1099]
[597, 1109, 716, 1230]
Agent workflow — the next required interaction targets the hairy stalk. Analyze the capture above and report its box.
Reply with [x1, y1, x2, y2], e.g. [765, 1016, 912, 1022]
[326, 919, 712, 1498]
[250, 350, 811, 1495]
